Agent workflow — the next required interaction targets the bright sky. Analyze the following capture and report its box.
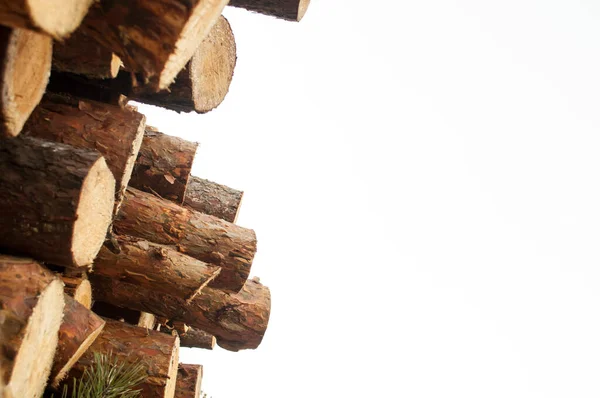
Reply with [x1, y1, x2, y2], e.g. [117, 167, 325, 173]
[137, 1, 600, 397]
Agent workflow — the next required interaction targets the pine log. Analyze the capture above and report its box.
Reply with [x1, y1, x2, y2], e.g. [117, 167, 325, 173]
[228, 0, 310, 21]
[180, 327, 216, 350]
[24, 93, 146, 211]
[52, 30, 122, 79]
[129, 127, 198, 204]
[91, 301, 156, 329]
[184, 176, 243, 223]
[0, 255, 64, 398]
[94, 235, 221, 302]
[60, 274, 92, 309]
[0, 27, 51, 138]
[175, 364, 202, 398]
[49, 295, 105, 388]
[76, 0, 229, 90]
[130, 15, 236, 113]
[68, 319, 180, 398]
[0, 0, 94, 38]
[0, 136, 115, 268]
[114, 188, 256, 292]
[91, 275, 271, 351]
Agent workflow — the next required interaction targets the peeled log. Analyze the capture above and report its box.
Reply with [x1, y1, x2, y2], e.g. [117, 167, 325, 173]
[0, 27, 51, 137]
[77, 0, 229, 90]
[91, 275, 271, 351]
[68, 319, 179, 398]
[114, 188, 256, 292]
[184, 176, 243, 223]
[228, 0, 310, 21]
[180, 327, 216, 350]
[0, 136, 115, 268]
[0, 0, 94, 38]
[49, 295, 105, 388]
[24, 93, 146, 211]
[91, 301, 156, 329]
[53, 30, 122, 79]
[128, 127, 197, 204]
[94, 235, 221, 302]
[0, 255, 64, 398]
[131, 15, 236, 113]
[175, 364, 203, 398]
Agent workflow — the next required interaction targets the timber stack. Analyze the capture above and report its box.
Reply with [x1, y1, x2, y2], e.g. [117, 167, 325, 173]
[0, 0, 310, 396]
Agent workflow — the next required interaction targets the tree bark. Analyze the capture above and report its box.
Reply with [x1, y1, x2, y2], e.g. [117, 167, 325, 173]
[24, 93, 146, 212]
[67, 319, 180, 398]
[76, 0, 229, 90]
[0, 255, 64, 398]
[130, 15, 236, 114]
[49, 295, 105, 388]
[93, 235, 221, 302]
[128, 127, 197, 204]
[0, 0, 94, 38]
[91, 301, 156, 329]
[114, 188, 256, 292]
[184, 176, 244, 223]
[175, 364, 203, 398]
[180, 327, 216, 350]
[91, 275, 271, 351]
[228, 0, 310, 21]
[0, 136, 115, 268]
[52, 30, 122, 79]
[0, 27, 51, 137]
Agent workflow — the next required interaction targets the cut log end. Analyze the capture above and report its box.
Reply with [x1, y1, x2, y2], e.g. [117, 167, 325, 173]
[298, 0, 311, 21]
[0, 28, 51, 138]
[72, 279, 92, 309]
[72, 157, 115, 266]
[159, 0, 229, 90]
[110, 53, 122, 78]
[7, 278, 64, 398]
[24, 0, 94, 38]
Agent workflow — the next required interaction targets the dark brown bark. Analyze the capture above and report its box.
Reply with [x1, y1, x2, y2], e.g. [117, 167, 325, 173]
[0, 255, 64, 398]
[0, 27, 51, 137]
[114, 188, 256, 292]
[24, 93, 146, 211]
[129, 127, 198, 204]
[0, 0, 94, 38]
[175, 364, 202, 398]
[76, 0, 229, 90]
[130, 15, 236, 113]
[180, 327, 216, 350]
[184, 176, 244, 223]
[228, 0, 310, 21]
[67, 319, 179, 398]
[50, 295, 105, 388]
[53, 30, 122, 79]
[91, 301, 156, 329]
[91, 275, 271, 351]
[93, 235, 221, 301]
[0, 136, 115, 268]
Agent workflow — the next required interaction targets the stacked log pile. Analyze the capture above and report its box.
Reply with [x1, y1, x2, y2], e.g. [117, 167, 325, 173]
[0, 0, 310, 396]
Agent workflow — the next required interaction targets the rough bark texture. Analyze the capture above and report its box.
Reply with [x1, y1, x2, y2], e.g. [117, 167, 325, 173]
[50, 295, 105, 388]
[94, 235, 221, 302]
[91, 275, 271, 351]
[179, 327, 216, 350]
[53, 30, 122, 79]
[76, 0, 229, 90]
[228, 0, 310, 21]
[0, 255, 64, 398]
[24, 93, 146, 211]
[0, 27, 51, 137]
[0, 136, 115, 268]
[129, 127, 198, 204]
[131, 15, 236, 113]
[175, 364, 202, 398]
[184, 176, 244, 223]
[0, 0, 94, 38]
[67, 319, 180, 398]
[91, 301, 156, 329]
[114, 188, 256, 292]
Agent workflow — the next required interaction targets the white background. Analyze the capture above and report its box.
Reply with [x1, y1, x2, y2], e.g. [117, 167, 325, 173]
[138, 1, 600, 396]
